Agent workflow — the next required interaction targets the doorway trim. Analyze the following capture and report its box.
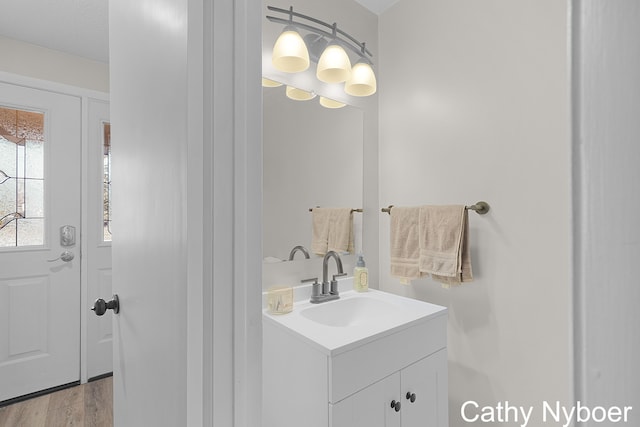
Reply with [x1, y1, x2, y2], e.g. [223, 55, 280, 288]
[189, 0, 262, 425]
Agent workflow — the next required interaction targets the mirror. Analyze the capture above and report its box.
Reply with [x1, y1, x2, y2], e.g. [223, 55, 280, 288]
[262, 84, 364, 266]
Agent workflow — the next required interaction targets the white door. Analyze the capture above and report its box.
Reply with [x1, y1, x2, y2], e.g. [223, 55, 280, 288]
[109, 0, 190, 424]
[0, 82, 81, 402]
[109, 0, 261, 423]
[85, 98, 112, 380]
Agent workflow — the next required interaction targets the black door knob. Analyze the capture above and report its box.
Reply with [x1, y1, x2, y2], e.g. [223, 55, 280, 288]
[406, 392, 417, 403]
[92, 295, 120, 316]
[390, 400, 401, 412]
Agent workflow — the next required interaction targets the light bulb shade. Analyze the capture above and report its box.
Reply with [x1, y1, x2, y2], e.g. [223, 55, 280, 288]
[319, 97, 346, 109]
[316, 44, 352, 83]
[345, 61, 377, 96]
[272, 29, 310, 73]
[262, 77, 283, 87]
[286, 86, 315, 101]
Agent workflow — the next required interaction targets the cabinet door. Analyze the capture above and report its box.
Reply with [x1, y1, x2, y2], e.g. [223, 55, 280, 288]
[330, 372, 402, 427]
[401, 349, 448, 427]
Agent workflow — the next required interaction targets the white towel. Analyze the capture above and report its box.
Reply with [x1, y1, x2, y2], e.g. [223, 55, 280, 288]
[389, 207, 426, 280]
[418, 205, 473, 286]
[311, 208, 354, 255]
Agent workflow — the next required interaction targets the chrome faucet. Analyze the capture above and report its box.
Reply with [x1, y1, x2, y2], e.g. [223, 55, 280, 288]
[302, 251, 346, 304]
[322, 251, 345, 295]
[288, 245, 310, 261]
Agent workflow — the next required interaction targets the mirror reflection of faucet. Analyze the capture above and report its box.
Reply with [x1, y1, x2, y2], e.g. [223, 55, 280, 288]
[302, 251, 347, 304]
[288, 245, 310, 261]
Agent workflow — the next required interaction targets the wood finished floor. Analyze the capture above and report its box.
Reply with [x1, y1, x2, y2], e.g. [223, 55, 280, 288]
[0, 377, 112, 427]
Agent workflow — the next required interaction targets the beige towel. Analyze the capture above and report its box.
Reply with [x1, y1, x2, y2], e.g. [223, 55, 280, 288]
[390, 207, 426, 280]
[418, 205, 473, 286]
[311, 208, 354, 255]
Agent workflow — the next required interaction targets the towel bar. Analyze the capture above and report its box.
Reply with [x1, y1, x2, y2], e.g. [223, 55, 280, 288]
[309, 207, 363, 213]
[381, 201, 490, 215]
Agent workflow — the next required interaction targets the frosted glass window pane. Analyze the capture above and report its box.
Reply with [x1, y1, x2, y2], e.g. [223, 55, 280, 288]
[16, 145, 25, 177]
[0, 179, 16, 217]
[0, 107, 44, 248]
[16, 179, 25, 217]
[25, 140, 44, 179]
[103, 122, 112, 242]
[16, 110, 44, 142]
[24, 180, 44, 218]
[17, 219, 44, 246]
[0, 221, 16, 247]
[0, 138, 17, 177]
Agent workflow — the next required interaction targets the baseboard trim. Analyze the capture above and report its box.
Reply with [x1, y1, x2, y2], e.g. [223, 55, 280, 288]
[88, 372, 113, 383]
[0, 381, 81, 408]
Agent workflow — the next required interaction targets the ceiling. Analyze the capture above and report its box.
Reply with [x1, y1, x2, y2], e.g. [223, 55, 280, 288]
[0, 0, 397, 63]
[0, 0, 109, 63]
[354, 0, 399, 15]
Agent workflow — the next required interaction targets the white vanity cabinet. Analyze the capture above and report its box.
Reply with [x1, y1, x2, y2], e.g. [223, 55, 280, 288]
[330, 349, 448, 427]
[263, 290, 448, 427]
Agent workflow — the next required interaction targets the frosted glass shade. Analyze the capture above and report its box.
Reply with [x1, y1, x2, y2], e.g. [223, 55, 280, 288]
[272, 29, 310, 73]
[262, 77, 283, 87]
[345, 62, 377, 96]
[286, 86, 315, 101]
[316, 44, 351, 83]
[319, 97, 346, 109]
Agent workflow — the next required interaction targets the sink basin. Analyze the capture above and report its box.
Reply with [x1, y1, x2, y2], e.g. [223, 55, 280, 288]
[263, 288, 447, 355]
[300, 295, 404, 327]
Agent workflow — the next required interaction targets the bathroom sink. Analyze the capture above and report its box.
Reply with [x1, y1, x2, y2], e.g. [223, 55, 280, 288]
[263, 288, 446, 355]
[300, 295, 405, 327]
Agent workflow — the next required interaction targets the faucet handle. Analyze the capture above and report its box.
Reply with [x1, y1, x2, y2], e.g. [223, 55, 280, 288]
[332, 273, 347, 281]
[301, 277, 321, 299]
[330, 273, 347, 296]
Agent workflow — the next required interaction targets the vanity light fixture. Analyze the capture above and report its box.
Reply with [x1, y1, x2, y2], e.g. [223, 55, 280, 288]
[319, 97, 346, 109]
[303, 34, 329, 62]
[286, 86, 316, 101]
[267, 5, 376, 97]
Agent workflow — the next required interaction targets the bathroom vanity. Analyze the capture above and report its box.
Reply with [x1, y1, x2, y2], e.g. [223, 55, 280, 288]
[263, 289, 448, 427]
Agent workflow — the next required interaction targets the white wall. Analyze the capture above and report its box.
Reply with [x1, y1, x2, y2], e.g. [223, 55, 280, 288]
[0, 36, 109, 92]
[575, 1, 640, 423]
[378, 1, 573, 425]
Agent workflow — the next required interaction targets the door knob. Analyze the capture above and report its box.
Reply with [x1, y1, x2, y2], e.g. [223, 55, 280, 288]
[92, 295, 120, 316]
[390, 400, 401, 412]
[47, 250, 74, 262]
[406, 392, 417, 403]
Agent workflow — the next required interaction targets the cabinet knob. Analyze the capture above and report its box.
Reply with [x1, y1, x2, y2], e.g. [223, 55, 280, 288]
[406, 392, 417, 403]
[390, 400, 401, 412]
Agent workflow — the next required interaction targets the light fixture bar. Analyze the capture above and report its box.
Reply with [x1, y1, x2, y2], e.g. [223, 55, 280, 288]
[266, 5, 373, 62]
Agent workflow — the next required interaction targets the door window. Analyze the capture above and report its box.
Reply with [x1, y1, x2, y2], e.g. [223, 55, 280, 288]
[0, 107, 44, 247]
[102, 122, 112, 242]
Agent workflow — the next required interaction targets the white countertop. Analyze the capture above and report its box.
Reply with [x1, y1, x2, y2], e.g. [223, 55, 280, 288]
[263, 288, 447, 356]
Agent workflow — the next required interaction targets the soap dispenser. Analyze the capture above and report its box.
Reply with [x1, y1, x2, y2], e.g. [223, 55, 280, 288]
[353, 254, 369, 292]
